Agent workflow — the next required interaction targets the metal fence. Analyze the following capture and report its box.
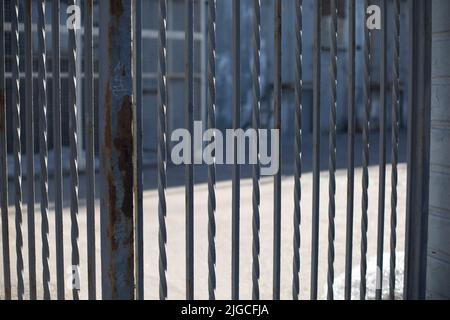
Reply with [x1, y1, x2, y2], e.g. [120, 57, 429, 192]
[0, 0, 431, 300]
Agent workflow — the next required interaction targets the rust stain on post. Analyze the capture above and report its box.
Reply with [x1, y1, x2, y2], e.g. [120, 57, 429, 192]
[114, 95, 133, 218]
[110, 0, 124, 19]
[100, 0, 135, 299]
[87, 0, 93, 14]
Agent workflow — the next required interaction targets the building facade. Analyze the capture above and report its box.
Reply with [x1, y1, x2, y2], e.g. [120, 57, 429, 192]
[2, 0, 410, 158]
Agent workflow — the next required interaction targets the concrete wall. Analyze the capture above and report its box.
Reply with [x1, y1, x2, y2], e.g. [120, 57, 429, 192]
[427, 0, 450, 300]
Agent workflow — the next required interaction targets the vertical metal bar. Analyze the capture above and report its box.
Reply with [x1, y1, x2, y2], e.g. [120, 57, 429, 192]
[75, 0, 83, 163]
[404, 0, 431, 300]
[253, 0, 263, 301]
[375, 0, 387, 301]
[99, 0, 135, 300]
[12, 0, 24, 301]
[134, 0, 144, 301]
[251, 0, 261, 301]
[157, 0, 168, 301]
[310, 0, 321, 300]
[185, 0, 194, 301]
[25, 0, 37, 300]
[360, 0, 371, 301]
[426, 0, 450, 299]
[207, 0, 217, 301]
[404, 0, 415, 298]
[37, 0, 50, 300]
[327, 0, 337, 301]
[0, 0, 11, 300]
[273, 0, 282, 301]
[344, 0, 355, 301]
[292, 0, 303, 301]
[389, 0, 400, 301]
[67, 0, 80, 300]
[52, 0, 65, 300]
[200, 0, 207, 134]
[84, 0, 96, 300]
[231, 0, 240, 301]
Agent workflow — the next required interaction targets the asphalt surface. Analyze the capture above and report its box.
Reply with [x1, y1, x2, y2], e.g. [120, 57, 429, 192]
[0, 131, 408, 299]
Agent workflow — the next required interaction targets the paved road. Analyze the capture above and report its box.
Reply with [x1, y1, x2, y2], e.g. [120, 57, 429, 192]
[0, 131, 408, 299]
[0, 164, 407, 300]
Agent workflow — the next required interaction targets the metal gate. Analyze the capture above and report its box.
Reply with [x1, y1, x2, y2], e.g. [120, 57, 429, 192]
[0, 0, 431, 300]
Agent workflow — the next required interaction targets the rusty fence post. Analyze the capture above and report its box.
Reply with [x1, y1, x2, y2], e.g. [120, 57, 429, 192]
[99, 0, 135, 300]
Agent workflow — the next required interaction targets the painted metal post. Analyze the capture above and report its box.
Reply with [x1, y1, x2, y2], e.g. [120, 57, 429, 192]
[427, 0, 450, 300]
[99, 0, 135, 300]
[404, 0, 432, 300]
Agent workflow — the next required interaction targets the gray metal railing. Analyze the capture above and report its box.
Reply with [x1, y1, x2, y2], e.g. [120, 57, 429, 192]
[0, 0, 431, 300]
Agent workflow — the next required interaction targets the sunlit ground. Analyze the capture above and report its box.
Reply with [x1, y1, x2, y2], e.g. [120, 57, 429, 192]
[0, 163, 406, 300]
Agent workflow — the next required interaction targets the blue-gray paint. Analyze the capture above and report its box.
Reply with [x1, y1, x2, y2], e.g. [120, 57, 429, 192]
[427, 0, 450, 300]
[0, 0, 411, 153]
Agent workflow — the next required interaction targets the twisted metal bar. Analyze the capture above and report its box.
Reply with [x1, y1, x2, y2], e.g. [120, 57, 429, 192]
[52, 0, 65, 299]
[158, 0, 168, 300]
[310, 0, 321, 300]
[375, 0, 387, 301]
[24, 0, 36, 300]
[84, 0, 96, 300]
[292, 0, 303, 301]
[207, 0, 217, 300]
[0, 0, 12, 300]
[390, 0, 400, 301]
[360, 0, 371, 301]
[134, 0, 144, 300]
[251, 0, 261, 301]
[37, 0, 50, 300]
[327, 0, 337, 301]
[344, 0, 356, 300]
[11, 0, 24, 300]
[67, 0, 80, 300]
